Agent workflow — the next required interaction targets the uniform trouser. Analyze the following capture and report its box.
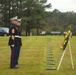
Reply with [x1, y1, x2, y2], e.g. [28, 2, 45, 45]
[10, 46, 21, 68]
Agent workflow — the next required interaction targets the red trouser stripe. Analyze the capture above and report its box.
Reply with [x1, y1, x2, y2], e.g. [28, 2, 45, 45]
[12, 47, 14, 67]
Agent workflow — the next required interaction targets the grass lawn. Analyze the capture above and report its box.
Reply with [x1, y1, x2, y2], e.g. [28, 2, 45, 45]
[0, 36, 76, 75]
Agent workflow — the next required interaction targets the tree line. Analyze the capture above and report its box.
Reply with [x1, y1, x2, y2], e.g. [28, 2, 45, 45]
[44, 9, 76, 35]
[0, 0, 76, 36]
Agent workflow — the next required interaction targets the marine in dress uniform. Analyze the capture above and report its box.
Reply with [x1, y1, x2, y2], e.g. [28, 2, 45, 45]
[8, 16, 22, 69]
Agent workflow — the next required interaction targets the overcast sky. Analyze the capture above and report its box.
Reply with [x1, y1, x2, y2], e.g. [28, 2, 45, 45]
[47, 0, 76, 12]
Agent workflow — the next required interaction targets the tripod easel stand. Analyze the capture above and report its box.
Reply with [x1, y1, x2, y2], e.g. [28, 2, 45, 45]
[57, 35, 74, 70]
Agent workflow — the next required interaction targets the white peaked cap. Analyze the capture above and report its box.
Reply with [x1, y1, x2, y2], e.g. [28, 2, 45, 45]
[10, 16, 18, 21]
[17, 19, 21, 22]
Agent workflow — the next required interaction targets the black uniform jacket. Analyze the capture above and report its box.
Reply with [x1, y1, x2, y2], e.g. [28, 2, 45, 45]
[8, 25, 22, 46]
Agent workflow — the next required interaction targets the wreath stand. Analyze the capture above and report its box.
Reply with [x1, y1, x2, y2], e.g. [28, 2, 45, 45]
[57, 36, 74, 70]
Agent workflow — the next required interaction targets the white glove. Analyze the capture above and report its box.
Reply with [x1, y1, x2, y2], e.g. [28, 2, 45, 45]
[11, 45, 14, 47]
